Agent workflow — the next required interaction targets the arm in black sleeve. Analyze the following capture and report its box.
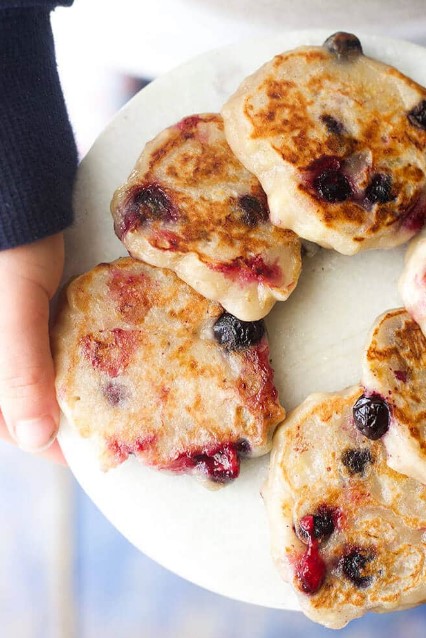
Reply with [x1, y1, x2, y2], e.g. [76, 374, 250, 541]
[0, 1, 77, 249]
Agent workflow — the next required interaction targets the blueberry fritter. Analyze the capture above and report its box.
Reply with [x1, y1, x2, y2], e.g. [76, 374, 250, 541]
[222, 32, 426, 255]
[399, 229, 426, 337]
[111, 113, 301, 321]
[52, 258, 285, 485]
[264, 385, 426, 628]
[361, 308, 426, 484]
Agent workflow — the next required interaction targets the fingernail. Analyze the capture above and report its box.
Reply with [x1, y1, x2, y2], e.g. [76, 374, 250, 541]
[14, 416, 57, 452]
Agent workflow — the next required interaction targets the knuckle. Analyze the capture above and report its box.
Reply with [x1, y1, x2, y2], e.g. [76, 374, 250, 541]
[0, 366, 48, 401]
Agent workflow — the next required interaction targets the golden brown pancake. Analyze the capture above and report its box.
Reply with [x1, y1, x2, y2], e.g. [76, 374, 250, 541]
[264, 385, 426, 628]
[222, 32, 426, 255]
[399, 229, 426, 337]
[361, 308, 426, 484]
[111, 113, 301, 321]
[52, 258, 285, 485]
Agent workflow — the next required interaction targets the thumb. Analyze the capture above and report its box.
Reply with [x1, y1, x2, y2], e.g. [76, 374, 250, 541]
[0, 275, 59, 451]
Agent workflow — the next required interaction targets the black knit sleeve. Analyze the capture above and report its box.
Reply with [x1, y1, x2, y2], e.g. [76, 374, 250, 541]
[0, 3, 77, 249]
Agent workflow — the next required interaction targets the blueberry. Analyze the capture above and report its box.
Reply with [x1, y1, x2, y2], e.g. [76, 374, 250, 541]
[408, 100, 426, 130]
[236, 438, 251, 456]
[341, 448, 373, 474]
[298, 506, 335, 544]
[323, 32, 363, 60]
[213, 312, 265, 351]
[314, 169, 352, 202]
[313, 508, 335, 540]
[340, 548, 374, 588]
[365, 173, 394, 204]
[320, 114, 345, 135]
[131, 184, 177, 223]
[353, 394, 390, 440]
[238, 194, 269, 226]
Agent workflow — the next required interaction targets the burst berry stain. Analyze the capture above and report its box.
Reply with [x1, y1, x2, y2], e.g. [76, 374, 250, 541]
[353, 394, 390, 440]
[118, 183, 178, 238]
[103, 382, 128, 406]
[213, 312, 265, 351]
[168, 442, 241, 483]
[394, 370, 408, 383]
[341, 448, 373, 474]
[340, 547, 375, 588]
[295, 505, 340, 595]
[296, 543, 326, 594]
[238, 194, 269, 226]
[408, 100, 426, 130]
[320, 114, 345, 135]
[402, 196, 426, 233]
[176, 115, 202, 131]
[108, 435, 156, 464]
[80, 329, 139, 378]
[210, 254, 282, 286]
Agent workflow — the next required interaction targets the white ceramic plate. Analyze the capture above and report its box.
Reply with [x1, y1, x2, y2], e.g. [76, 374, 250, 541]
[58, 30, 426, 610]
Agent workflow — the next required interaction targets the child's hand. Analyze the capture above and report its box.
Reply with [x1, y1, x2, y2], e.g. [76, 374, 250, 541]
[0, 234, 66, 464]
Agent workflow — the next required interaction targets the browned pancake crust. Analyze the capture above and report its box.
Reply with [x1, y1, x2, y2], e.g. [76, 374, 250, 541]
[222, 37, 426, 253]
[264, 385, 426, 628]
[52, 258, 285, 482]
[362, 308, 426, 476]
[112, 114, 298, 257]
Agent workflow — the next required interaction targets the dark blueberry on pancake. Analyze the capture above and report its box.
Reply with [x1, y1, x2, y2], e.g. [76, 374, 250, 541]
[353, 394, 390, 440]
[299, 506, 335, 544]
[263, 383, 426, 627]
[341, 448, 373, 474]
[323, 32, 363, 60]
[314, 168, 352, 203]
[340, 548, 375, 588]
[236, 438, 251, 456]
[408, 100, 426, 129]
[365, 173, 394, 204]
[222, 35, 426, 254]
[132, 183, 178, 223]
[320, 114, 345, 135]
[112, 113, 301, 320]
[53, 259, 284, 483]
[238, 194, 269, 226]
[213, 312, 265, 351]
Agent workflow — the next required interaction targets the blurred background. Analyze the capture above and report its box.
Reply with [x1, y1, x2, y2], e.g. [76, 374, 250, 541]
[2, 1, 426, 636]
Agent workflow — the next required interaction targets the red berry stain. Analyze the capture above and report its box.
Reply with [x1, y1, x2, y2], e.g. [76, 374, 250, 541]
[107, 434, 157, 464]
[295, 515, 327, 594]
[176, 115, 202, 131]
[394, 370, 408, 383]
[166, 442, 241, 483]
[210, 254, 282, 287]
[238, 341, 279, 412]
[116, 183, 179, 240]
[108, 269, 153, 323]
[401, 193, 426, 233]
[80, 328, 139, 377]
[103, 382, 129, 406]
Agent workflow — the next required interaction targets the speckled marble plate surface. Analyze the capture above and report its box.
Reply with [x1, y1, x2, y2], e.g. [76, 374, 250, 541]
[58, 31, 426, 610]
